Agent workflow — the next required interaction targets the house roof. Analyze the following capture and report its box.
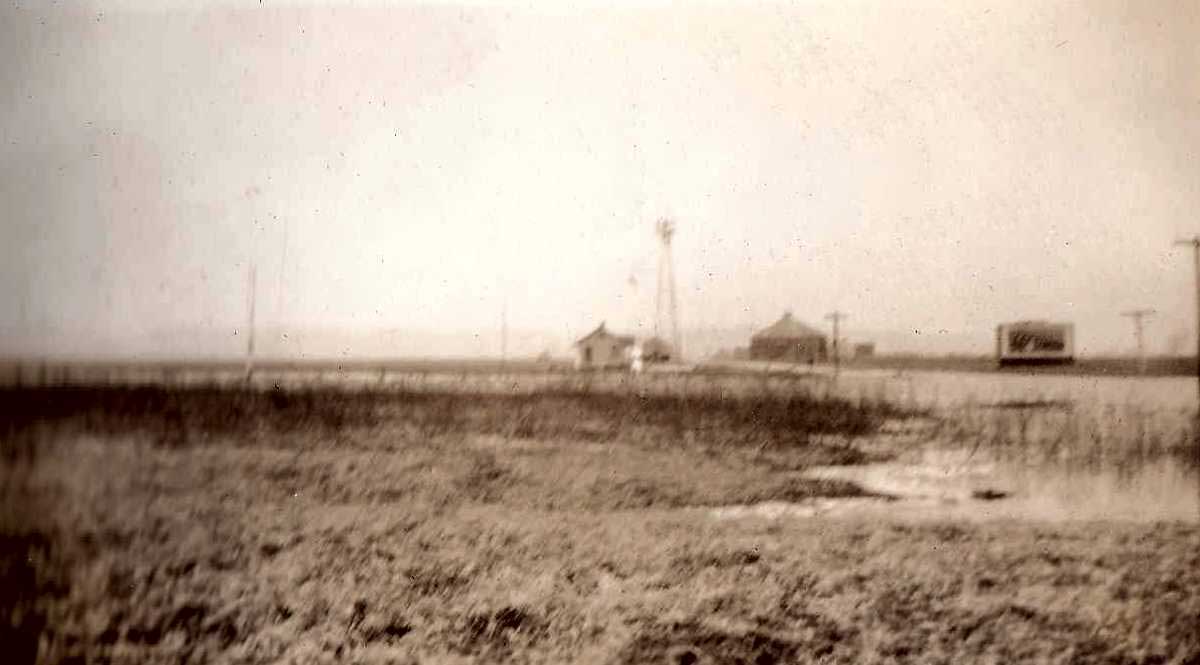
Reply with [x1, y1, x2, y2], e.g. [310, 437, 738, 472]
[751, 312, 825, 340]
[574, 322, 635, 346]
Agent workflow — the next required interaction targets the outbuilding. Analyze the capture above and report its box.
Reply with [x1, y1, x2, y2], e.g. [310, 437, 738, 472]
[574, 322, 636, 369]
[749, 312, 828, 363]
[640, 337, 673, 363]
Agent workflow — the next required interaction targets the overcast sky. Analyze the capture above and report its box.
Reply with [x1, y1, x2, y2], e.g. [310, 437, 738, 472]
[2, 0, 1198, 358]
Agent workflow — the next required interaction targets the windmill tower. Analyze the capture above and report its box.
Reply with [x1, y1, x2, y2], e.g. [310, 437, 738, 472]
[654, 218, 681, 360]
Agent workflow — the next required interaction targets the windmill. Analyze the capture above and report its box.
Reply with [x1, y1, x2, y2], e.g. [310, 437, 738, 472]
[654, 218, 681, 361]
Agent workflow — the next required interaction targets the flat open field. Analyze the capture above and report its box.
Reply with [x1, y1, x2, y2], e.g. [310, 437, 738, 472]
[2, 381, 1198, 664]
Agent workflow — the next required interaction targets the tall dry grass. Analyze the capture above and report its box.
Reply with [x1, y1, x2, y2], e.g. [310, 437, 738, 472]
[929, 398, 1200, 474]
[0, 383, 905, 454]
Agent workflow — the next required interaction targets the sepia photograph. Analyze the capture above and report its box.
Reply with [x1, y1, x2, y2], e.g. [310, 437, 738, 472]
[2, 0, 1198, 663]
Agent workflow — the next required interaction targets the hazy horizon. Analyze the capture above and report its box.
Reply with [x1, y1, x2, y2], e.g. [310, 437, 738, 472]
[0, 320, 1188, 362]
[4, 0, 1199, 360]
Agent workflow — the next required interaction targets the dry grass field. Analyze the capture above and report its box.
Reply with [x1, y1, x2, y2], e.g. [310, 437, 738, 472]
[2, 383, 1198, 664]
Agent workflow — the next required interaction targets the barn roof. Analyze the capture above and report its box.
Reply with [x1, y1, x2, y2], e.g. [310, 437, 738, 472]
[752, 312, 825, 340]
[574, 322, 635, 346]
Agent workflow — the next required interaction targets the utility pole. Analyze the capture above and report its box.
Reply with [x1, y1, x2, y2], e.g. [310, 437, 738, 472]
[1120, 309, 1155, 375]
[244, 264, 257, 385]
[1177, 237, 1200, 521]
[1175, 237, 1200, 405]
[501, 297, 508, 368]
[825, 311, 847, 379]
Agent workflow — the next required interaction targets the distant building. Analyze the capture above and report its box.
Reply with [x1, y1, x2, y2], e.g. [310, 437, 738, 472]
[641, 337, 673, 363]
[574, 322, 636, 369]
[750, 312, 828, 363]
[853, 342, 876, 358]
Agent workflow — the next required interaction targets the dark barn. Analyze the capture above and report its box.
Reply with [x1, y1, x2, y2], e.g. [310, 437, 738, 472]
[749, 312, 828, 363]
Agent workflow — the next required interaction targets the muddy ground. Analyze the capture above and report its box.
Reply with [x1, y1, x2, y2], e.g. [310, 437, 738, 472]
[2, 386, 1198, 664]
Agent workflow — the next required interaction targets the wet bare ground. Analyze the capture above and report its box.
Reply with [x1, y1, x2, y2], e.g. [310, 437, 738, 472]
[2, 386, 1198, 664]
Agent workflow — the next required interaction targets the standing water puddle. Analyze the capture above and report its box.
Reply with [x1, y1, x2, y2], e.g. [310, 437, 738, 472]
[712, 449, 1199, 523]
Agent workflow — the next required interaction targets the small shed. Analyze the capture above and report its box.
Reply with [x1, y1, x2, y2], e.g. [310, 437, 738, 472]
[641, 337, 673, 363]
[750, 311, 828, 363]
[574, 322, 636, 369]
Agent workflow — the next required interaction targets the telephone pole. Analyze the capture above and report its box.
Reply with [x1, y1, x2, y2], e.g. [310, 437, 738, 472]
[1120, 309, 1155, 375]
[825, 311, 847, 379]
[1175, 237, 1200, 405]
[1177, 237, 1200, 520]
[244, 264, 257, 385]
